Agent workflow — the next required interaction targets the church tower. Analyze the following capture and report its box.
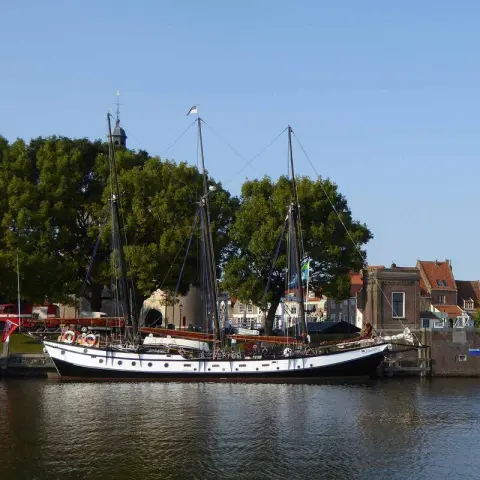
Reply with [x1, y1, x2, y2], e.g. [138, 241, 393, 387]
[110, 91, 127, 148]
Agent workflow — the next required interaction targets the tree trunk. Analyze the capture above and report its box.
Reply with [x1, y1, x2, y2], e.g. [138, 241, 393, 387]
[89, 283, 104, 312]
[265, 297, 281, 335]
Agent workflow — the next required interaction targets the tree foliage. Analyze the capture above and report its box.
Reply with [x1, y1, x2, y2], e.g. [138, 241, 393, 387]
[220, 175, 373, 334]
[0, 135, 237, 316]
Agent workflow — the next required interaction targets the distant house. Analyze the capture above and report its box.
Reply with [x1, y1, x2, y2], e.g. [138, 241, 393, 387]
[456, 280, 480, 317]
[230, 300, 264, 330]
[276, 289, 326, 330]
[325, 272, 364, 326]
[417, 259, 470, 327]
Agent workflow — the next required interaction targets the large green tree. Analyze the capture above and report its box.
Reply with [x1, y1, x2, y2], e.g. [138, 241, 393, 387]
[113, 156, 237, 314]
[0, 134, 237, 318]
[221, 175, 372, 334]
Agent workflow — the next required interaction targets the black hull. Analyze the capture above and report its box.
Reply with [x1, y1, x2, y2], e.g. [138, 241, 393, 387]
[50, 352, 385, 382]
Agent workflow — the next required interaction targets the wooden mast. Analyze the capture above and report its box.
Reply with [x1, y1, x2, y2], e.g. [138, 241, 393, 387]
[197, 117, 221, 344]
[288, 126, 307, 337]
[107, 113, 137, 339]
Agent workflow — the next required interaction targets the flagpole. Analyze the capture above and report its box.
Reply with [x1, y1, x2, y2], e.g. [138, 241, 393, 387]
[16, 255, 21, 332]
[305, 263, 310, 323]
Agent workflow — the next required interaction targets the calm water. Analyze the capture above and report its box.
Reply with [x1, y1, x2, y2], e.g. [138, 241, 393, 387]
[0, 378, 479, 480]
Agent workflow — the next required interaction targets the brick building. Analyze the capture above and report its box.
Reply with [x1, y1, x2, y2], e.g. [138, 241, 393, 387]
[361, 264, 421, 331]
[417, 259, 464, 325]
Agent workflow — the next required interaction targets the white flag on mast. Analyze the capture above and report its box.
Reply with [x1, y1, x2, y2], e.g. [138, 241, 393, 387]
[186, 105, 198, 116]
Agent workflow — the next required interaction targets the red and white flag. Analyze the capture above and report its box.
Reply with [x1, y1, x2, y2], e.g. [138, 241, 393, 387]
[2, 319, 19, 343]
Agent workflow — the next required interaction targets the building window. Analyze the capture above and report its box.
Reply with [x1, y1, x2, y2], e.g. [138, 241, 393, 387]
[438, 295, 446, 304]
[421, 319, 430, 328]
[436, 280, 448, 287]
[464, 300, 474, 310]
[291, 306, 297, 315]
[392, 292, 405, 318]
[339, 313, 343, 322]
[308, 291, 315, 299]
[238, 304, 245, 313]
[331, 313, 336, 322]
[247, 304, 253, 313]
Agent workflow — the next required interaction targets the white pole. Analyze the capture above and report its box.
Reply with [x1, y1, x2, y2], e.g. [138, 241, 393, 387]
[17, 255, 21, 331]
[305, 268, 309, 322]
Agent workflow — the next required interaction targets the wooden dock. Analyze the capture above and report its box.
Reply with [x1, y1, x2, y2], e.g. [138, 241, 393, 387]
[382, 357, 431, 377]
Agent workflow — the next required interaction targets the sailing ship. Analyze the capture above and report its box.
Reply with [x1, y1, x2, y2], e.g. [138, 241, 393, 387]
[43, 114, 395, 380]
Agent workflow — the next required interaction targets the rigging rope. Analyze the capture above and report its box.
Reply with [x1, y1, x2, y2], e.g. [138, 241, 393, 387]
[174, 209, 201, 304]
[291, 130, 414, 337]
[163, 119, 197, 157]
[263, 214, 289, 298]
[81, 207, 110, 294]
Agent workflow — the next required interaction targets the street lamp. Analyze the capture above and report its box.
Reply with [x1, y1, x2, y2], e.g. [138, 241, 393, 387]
[179, 303, 184, 329]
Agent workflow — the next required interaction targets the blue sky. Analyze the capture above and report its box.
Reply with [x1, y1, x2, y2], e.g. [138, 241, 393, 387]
[2, 1, 480, 278]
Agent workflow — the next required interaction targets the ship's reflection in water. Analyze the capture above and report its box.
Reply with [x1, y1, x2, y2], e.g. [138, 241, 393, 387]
[0, 378, 479, 479]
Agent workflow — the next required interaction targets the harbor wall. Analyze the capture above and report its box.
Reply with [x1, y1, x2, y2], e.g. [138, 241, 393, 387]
[423, 328, 480, 377]
[1, 353, 55, 377]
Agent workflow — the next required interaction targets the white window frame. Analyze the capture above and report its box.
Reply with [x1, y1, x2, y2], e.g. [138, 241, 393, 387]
[392, 292, 405, 318]
[465, 300, 474, 310]
[438, 295, 446, 304]
[247, 304, 253, 313]
[238, 303, 245, 313]
[421, 318, 430, 329]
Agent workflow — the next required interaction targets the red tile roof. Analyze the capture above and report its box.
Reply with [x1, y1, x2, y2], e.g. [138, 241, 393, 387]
[433, 304, 463, 317]
[350, 272, 363, 296]
[417, 260, 456, 291]
[420, 277, 430, 297]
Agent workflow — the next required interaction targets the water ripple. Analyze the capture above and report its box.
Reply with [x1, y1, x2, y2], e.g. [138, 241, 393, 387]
[1, 378, 480, 479]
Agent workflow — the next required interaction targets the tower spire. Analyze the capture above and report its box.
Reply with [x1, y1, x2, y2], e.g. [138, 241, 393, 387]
[109, 90, 127, 148]
[116, 89, 121, 123]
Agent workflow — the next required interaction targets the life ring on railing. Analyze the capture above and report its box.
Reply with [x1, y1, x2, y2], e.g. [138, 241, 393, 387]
[61, 330, 76, 344]
[84, 334, 98, 347]
[252, 344, 258, 352]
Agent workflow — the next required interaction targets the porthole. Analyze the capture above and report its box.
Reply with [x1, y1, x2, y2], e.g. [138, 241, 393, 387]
[256, 368, 259, 371]
[277, 367, 280, 370]
[99, 359, 104, 364]
[132, 361, 136, 366]
[235, 368, 238, 371]
[194, 368, 197, 371]
[83, 348, 88, 354]
[118, 361, 123, 365]
[310, 364, 313, 367]
[164, 363, 169, 368]
[208, 368, 211, 371]
[61, 350, 65, 355]
[297, 365, 300, 369]
[148, 362, 152, 367]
